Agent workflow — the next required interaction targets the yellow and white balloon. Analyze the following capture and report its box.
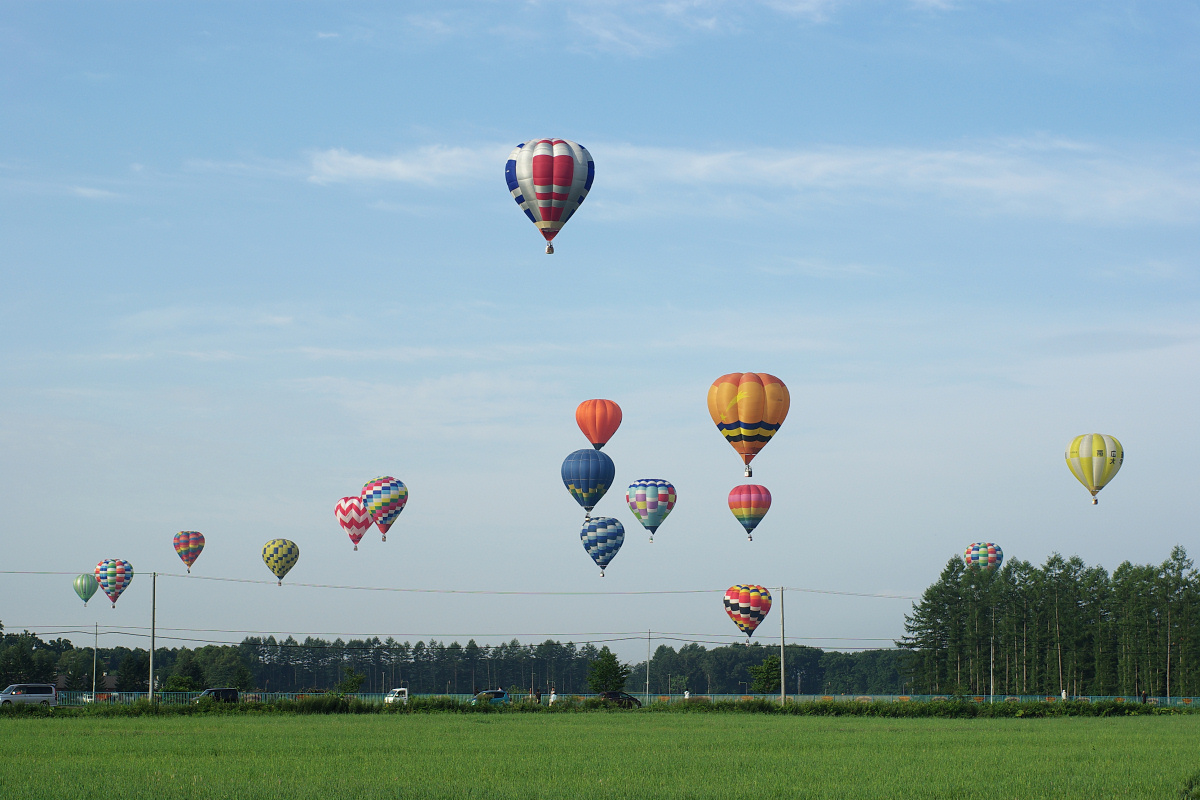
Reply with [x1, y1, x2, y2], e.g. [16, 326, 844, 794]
[1065, 433, 1123, 504]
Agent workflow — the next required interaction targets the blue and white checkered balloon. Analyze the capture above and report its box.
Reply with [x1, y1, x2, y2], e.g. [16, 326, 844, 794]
[581, 517, 624, 576]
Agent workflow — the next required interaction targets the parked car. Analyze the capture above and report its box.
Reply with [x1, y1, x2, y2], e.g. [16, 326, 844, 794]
[384, 688, 409, 705]
[0, 684, 57, 707]
[193, 688, 239, 703]
[471, 689, 509, 706]
[598, 691, 642, 709]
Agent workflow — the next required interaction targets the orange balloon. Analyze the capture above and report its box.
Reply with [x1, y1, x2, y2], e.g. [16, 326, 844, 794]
[576, 399, 622, 450]
[707, 373, 789, 475]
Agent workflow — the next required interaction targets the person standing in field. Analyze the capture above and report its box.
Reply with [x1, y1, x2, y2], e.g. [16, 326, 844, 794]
[549, 687, 557, 706]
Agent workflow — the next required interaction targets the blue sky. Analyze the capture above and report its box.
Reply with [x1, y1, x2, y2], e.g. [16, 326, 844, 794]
[2, 1, 1198, 663]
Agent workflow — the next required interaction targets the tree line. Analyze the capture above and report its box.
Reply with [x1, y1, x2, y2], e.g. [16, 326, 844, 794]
[901, 545, 1199, 698]
[0, 623, 903, 695]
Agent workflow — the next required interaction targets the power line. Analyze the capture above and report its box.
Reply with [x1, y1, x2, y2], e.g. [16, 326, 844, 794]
[0, 570, 918, 600]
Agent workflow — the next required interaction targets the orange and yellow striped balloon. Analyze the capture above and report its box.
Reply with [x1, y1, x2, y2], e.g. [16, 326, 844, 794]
[707, 373, 790, 476]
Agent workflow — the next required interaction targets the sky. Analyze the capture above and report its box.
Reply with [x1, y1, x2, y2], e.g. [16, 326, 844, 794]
[1, 0, 1198, 665]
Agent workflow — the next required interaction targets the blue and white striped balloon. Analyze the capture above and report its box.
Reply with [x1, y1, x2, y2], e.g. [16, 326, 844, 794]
[581, 517, 624, 577]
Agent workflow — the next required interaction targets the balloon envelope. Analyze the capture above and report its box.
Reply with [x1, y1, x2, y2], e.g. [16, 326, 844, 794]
[94, 559, 133, 608]
[173, 531, 205, 573]
[562, 449, 616, 512]
[335, 496, 373, 550]
[1065, 434, 1123, 503]
[262, 539, 299, 585]
[724, 585, 772, 639]
[707, 373, 790, 475]
[73, 573, 99, 606]
[728, 484, 771, 540]
[505, 139, 595, 251]
[965, 542, 1003, 570]
[361, 477, 408, 540]
[576, 399, 622, 450]
[626, 479, 676, 540]
[581, 517, 624, 576]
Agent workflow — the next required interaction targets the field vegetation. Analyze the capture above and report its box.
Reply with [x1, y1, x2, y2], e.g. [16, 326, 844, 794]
[3, 713, 1198, 799]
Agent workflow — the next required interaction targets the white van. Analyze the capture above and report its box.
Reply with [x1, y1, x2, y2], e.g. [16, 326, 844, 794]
[0, 684, 57, 706]
[384, 688, 408, 705]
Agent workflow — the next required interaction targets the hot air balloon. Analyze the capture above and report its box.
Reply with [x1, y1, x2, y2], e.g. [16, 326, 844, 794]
[360, 476, 408, 541]
[707, 373, 790, 477]
[581, 517, 624, 576]
[505, 139, 595, 254]
[94, 559, 133, 608]
[724, 585, 772, 641]
[173, 531, 205, 573]
[561, 449, 616, 517]
[576, 399, 622, 450]
[335, 496, 372, 551]
[964, 542, 1003, 570]
[73, 574, 99, 606]
[626, 479, 676, 542]
[1066, 434, 1124, 504]
[728, 484, 771, 541]
[262, 539, 299, 586]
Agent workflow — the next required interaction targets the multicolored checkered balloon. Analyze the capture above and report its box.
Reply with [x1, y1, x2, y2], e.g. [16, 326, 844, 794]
[964, 542, 1003, 570]
[173, 531, 205, 573]
[262, 539, 299, 586]
[626, 479, 676, 542]
[724, 584, 772, 640]
[581, 517, 624, 577]
[360, 477, 408, 541]
[335, 496, 372, 551]
[94, 559, 133, 608]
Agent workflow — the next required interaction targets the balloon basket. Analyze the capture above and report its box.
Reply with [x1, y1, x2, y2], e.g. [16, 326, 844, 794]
[545, 243, 554, 254]
[381, 534, 387, 542]
[353, 544, 358, 551]
[599, 570, 605, 577]
[744, 465, 752, 478]
[1092, 498, 1098, 505]
[277, 580, 282, 587]
[747, 534, 753, 542]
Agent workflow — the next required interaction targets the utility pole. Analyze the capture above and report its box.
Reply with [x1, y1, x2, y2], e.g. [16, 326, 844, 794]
[148, 572, 156, 703]
[989, 601, 995, 704]
[645, 630, 651, 705]
[92, 622, 98, 699]
[779, 586, 786, 706]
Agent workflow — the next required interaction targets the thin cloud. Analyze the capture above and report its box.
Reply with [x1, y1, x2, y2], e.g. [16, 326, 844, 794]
[70, 186, 121, 199]
[305, 138, 1200, 223]
[307, 145, 504, 185]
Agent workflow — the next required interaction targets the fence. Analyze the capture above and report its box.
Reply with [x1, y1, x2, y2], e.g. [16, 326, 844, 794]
[51, 691, 1200, 707]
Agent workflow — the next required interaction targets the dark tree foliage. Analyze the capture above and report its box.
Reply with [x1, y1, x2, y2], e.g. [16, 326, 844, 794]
[902, 546, 1199, 697]
[627, 643, 904, 695]
[749, 654, 781, 693]
[587, 646, 630, 692]
[1, 623, 904, 695]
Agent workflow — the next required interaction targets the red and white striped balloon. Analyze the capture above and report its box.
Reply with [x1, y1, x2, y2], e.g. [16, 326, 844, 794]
[335, 496, 372, 551]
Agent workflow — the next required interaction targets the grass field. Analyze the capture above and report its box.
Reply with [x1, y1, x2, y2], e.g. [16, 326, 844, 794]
[4, 713, 1198, 798]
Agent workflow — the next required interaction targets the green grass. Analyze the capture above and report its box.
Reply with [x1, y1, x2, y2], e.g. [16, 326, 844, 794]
[3, 714, 1198, 798]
